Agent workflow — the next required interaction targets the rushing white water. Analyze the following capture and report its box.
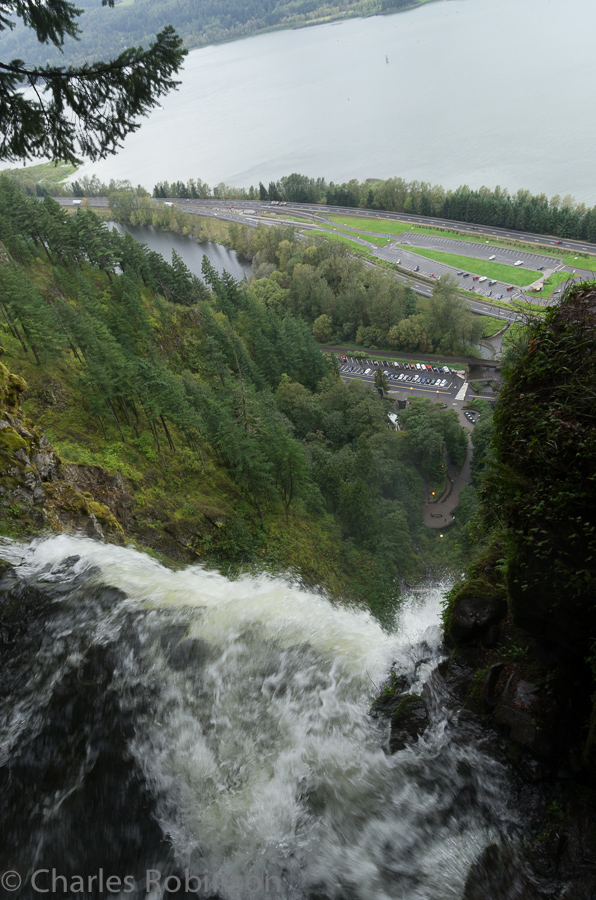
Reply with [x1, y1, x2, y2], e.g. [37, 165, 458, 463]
[0, 536, 516, 899]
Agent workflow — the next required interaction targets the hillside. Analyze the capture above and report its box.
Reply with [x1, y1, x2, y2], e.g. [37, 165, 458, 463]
[0, 176, 480, 622]
[426, 282, 596, 896]
[1, 0, 426, 68]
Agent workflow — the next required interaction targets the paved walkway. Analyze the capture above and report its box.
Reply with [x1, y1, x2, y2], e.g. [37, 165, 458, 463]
[422, 384, 474, 529]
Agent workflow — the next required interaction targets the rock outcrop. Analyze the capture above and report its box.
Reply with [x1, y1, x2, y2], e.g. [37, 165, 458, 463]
[439, 284, 596, 898]
[0, 358, 125, 542]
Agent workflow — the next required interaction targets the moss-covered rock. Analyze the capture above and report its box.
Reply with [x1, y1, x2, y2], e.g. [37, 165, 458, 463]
[484, 285, 596, 660]
[0, 360, 126, 544]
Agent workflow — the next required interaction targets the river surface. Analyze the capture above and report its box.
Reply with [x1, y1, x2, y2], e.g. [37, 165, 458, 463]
[0, 536, 518, 899]
[109, 222, 250, 281]
[76, 0, 596, 204]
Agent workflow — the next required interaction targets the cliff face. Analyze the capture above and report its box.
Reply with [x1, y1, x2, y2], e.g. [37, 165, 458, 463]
[440, 284, 596, 898]
[489, 286, 596, 659]
[0, 358, 124, 542]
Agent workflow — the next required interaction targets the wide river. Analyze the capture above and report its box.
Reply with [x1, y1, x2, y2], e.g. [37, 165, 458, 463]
[77, 0, 596, 204]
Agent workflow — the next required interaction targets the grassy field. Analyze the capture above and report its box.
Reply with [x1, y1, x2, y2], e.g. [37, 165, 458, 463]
[532, 271, 577, 298]
[0, 160, 78, 188]
[481, 317, 506, 337]
[566, 255, 596, 271]
[399, 246, 542, 286]
[329, 215, 413, 237]
[327, 214, 596, 270]
[312, 230, 374, 254]
[319, 225, 390, 246]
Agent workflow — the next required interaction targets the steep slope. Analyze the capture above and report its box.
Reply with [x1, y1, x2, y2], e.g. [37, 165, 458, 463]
[439, 282, 596, 897]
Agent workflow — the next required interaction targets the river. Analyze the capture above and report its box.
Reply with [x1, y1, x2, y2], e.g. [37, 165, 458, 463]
[0, 536, 517, 899]
[76, 0, 596, 205]
[109, 222, 250, 282]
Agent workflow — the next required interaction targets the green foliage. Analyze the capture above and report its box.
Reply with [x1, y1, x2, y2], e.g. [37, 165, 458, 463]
[0, 178, 442, 620]
[470, 400, 495, 480]
[0, 2, 186, 162]
[481, 282, 596, 653]
[398, 397, 467, 480]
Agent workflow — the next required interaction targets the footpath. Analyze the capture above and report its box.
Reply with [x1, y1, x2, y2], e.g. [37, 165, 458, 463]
[422, 382, 474, 529]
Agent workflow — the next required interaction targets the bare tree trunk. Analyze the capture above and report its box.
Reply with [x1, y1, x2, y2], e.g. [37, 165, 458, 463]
[107, 399, 126, 442]
[160, 415, 176, 451]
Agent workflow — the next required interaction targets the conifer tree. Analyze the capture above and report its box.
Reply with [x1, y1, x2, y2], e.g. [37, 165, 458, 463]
[0, 1, 186, 162]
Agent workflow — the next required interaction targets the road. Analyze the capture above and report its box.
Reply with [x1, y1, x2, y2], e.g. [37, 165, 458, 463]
[56, 196, 594, 321]
[337, 358, 490, 530]
[56, 196, 596, 256]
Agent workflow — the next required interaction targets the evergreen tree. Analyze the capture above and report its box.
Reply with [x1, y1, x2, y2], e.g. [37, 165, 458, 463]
[0, 1, 186, 162]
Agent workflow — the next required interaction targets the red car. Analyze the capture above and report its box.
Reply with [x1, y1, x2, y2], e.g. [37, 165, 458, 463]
[506, 285, 515, 291]
[556, 240, 562, 244]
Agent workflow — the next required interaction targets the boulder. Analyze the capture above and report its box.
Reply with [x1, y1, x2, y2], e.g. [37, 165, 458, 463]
[389, 694, 428, 753]
[447, 578, 507, 645]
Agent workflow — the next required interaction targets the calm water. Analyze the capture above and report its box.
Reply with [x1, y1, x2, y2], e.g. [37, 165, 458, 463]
[109, 222, 250, 281]
[77, 0, 596, 204]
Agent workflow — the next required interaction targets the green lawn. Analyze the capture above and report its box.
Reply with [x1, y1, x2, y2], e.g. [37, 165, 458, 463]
[328, 214, 596, 270]
[481, 317, 505, 338]
[319, 225, 389, 246]
[531, 271, 577, 298]
[0, 160, 78, 186]
[312, 230, 374, 254]
[399, 246, 541, 286]
[565, 255, 596, 271]
[329, 215, 411, 237]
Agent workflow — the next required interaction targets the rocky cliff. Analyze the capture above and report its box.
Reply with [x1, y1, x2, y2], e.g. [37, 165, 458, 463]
[0, 357, 125, 542]
[443, 284, 596, 897]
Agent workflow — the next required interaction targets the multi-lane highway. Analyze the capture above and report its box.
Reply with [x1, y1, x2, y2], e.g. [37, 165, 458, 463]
[56, 196, 596, 257]
[55, 196, 595, 322]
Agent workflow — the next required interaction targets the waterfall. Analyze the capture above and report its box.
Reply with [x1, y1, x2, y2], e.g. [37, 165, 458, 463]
[0, 536, 516, 899]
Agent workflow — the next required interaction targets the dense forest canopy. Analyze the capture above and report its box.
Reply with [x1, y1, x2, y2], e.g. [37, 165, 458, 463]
[0, 175, 480, 619]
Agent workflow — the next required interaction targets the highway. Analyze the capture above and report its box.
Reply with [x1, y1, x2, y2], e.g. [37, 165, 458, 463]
[55, 196, 596, 256]
[55, 196, 591, 322]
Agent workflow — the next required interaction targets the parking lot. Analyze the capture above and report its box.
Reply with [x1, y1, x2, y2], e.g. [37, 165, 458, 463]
[371, 235, 565, 302]
[396, 232, 562, 272]
[338, 355, 463, 399]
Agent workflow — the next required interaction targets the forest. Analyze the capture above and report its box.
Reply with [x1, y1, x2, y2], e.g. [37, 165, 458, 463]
[105, 192, 485, 355]
[0, 176, 483, 622]
[7, 164, 595, 244]
[153, 172, 596, 243]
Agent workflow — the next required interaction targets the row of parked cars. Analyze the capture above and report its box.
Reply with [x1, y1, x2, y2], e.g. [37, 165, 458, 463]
[341, 356, 455, 374]
[389, 372, 450, 387]
[340, 358, 453, 388]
